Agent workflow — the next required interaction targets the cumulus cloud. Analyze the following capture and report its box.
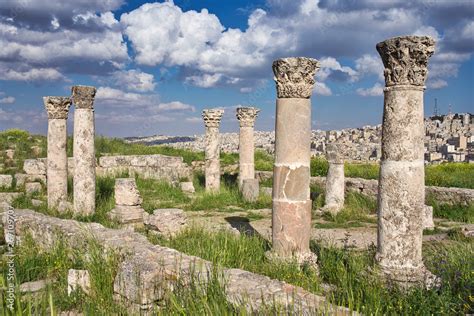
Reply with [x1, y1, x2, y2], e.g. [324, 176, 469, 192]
[314, 82, 332, 96]
[427, 79, 448, 89]
[0, 96, 15, 104]
[356, 83, 384, 97]
[156, 101, 195, 112]
[111, 69, 156, 92]
[0, 2, 128, 82]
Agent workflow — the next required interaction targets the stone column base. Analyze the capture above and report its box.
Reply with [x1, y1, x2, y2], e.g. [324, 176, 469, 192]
[377, 264, 440, 290]
[264, 250, 319, 274]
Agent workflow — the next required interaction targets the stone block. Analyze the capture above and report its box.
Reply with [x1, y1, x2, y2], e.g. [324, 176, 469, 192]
[23, 159, 46, 175]
[0, 192, 21, 204]
[241, 179, 259, 202]
[180, 181, 195, 194]
[25, 182, 42, 195]
[423, 205, 435, 230]
[20, 279, 50, 293]
[145, 208, 187, 237]
[5, 149, 15, 160]
[115, 178, 142, 206]
[15, 173, 47, 187]
[67, 269, 91, 296]
[109, 205, 146, 224]
[0, 175, 13, 188]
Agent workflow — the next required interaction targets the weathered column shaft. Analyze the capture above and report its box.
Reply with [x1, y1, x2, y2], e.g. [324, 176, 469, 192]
[271, 57, 320, 259]
[44, 97, 71, 209]
[323, 143, 345, 214]
[203, 109, 224, 192]
[72, 86, 97, 215]
[236, 107, 260, 187]
[376, 35, 437, 286]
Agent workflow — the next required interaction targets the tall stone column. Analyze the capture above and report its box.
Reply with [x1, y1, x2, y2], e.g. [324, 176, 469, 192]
[44, 96, 71, 209]
[375, 35, 438, 288]
[271, 57, 320, 264]
[202, 109, 224, 192]
[72, 85, 97, 215]
[236, 107, 260, 188]
[323, 143, 345, 215]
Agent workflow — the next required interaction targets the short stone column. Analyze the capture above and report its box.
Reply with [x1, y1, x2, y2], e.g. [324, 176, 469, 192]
[376, 35, 438, 288]
[323, 143, 345, 215]
[44, 96, 71, 209]
[270, 57, 320, 264]
[72, 85, 97, 215]
[202, 109, 224, 192]
[236, 107, 260, 188]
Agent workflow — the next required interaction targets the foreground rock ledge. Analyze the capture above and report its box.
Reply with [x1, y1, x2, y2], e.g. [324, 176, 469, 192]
[7, 209, 354, 314]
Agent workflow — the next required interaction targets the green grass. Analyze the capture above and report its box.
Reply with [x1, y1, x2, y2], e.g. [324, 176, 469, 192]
[426, 194, 474, 223]
[254, 150, 274, 171]
[148, 226, 474, 315]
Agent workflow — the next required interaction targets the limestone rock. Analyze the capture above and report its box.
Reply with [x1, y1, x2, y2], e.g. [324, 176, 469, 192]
[58, 201, 73, 213]
[31, 199, 43, 207]
[15, 173, 46, 186]
[20, 279, 50, 293]
[67, 269, 91, 296]
[241, 179, 259, 202]
[109, 205, 146, 224]
[145, 208, 187, 237]
[0, 175, 13, 188]
[423, 205, 435, 230]
[115, 178, 142, 206]
[5, 149, 15, 160]
[0, 192, 21, 204]
[23, 159, 46, 175]
[180, 181, 195, 194]
[25, 182, 42, 195]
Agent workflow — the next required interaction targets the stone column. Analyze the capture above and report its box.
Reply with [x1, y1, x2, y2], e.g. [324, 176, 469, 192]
[270, 57, 320, 264]
[44, 97, 71, 209]
[202, 109, 224, 192]
[236, 107, 260, 188]
[72, 85, 97, 215]
[323, 143, 345, 215]
[376, 35, 438, 288]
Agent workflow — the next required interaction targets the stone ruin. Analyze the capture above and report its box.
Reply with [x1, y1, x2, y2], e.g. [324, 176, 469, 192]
[202, 108, 224, 192]
[375, 35, 439, 288]
[109, 178, 146, 226]
[322, 142, 346, 215]
[4, 34, 473, 313]
[270, 57, 320, 267]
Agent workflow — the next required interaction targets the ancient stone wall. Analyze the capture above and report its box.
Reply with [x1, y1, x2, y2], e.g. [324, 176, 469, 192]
[19, 154, 191, 184]
[8, 209, 352, 314]
[256, 171, 474, 205]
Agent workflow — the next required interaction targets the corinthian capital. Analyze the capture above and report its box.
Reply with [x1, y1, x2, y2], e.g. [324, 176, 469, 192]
[71, 85, 97, 109]
[202, 109, 224, 128]
[43, 96, 71, 120]
[376, 35, 435, 87]
[272, 57, 320, 98]
[236, 107, 260, 127]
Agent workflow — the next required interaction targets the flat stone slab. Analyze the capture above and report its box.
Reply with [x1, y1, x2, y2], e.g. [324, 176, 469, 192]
[8, 209, 353, 314]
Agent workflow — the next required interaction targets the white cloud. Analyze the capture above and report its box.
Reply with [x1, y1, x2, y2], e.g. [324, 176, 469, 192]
[156, 101, 195, 112]
[427, 79, 448, 89]
[95, 86, 159, 108]
[355, 55, 384, 81]
[111, 69, 156, 92]
[0, 67, 66, 82]
[314, 82, 332, 96]
[185, 73, 223, 88]
[0, 96, 15, 104]
[356, 83, 384, 97]
[185, 117, 202, 123]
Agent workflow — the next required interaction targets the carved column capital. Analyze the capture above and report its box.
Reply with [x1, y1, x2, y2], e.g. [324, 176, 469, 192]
[71, 85, 97, 109]
[272, 57, 320, 98]
[376, 36, 435, 87]
[43, 96, 71, 120]
[236, 107, 260, 127]
[202, 109, 224, 128]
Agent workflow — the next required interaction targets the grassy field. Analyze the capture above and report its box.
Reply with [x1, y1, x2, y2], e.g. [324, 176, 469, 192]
[2, 129, 473, 189]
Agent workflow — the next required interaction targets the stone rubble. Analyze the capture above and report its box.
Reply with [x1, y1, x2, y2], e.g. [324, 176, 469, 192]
[67, 269, 91, 296]
[8, 209, 353, 315]
[25, 182, 42, 195]
[0, 175, 12, 188]
[109, 178, 146, 225]
[144, 208, 187, 237]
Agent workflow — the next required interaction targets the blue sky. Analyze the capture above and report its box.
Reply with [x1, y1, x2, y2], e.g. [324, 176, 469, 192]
[0, 0, 472, 137]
